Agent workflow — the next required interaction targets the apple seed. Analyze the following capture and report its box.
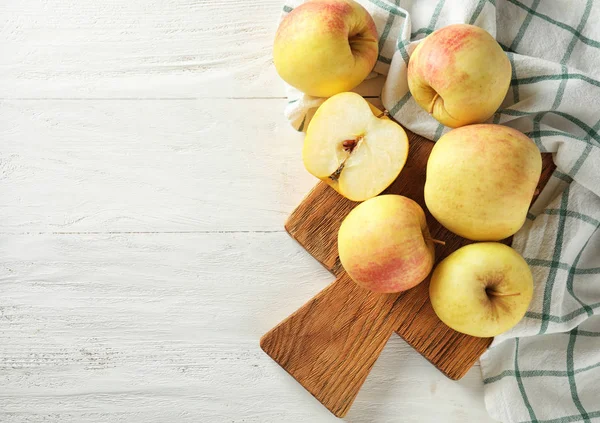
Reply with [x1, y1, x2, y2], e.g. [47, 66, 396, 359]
[330, 135, 366, 181]
[342, 139, 357, 152]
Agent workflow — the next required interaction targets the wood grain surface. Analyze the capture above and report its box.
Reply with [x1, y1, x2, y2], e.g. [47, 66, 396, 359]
[262, 128, 556, 417]
[260, 273, 406, 418]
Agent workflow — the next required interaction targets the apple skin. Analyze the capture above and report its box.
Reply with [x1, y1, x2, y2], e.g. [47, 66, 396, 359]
[424, 124, 542, 241]
[429, 242, 534, 338]
[273, 0, 379, 98]
[407, 24, 511, 127]
[338, 195, 435, 293]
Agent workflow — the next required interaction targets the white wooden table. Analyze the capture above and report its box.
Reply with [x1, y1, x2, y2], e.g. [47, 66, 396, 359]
[1, 1, 497, 421]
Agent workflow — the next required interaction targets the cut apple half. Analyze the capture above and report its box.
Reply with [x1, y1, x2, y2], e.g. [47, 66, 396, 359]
[302, 92, 409, 202]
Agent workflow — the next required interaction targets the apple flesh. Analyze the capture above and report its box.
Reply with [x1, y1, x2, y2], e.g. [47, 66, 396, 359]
[429, 242, 534, 337]
[425, 124, 542, 241]
[273, 0, 379, 98]
[303, 93, 409, 200]
[303, 92, 409, 202]
[408, 24, 511, 127]
[338, 195, 436, 293]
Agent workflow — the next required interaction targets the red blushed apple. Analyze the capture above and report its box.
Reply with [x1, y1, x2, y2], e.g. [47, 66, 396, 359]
[338, 195, 437, 293]
[424, 124, 542, 241]
[273, 0, 379, 98]
[407, 24, 511, 127]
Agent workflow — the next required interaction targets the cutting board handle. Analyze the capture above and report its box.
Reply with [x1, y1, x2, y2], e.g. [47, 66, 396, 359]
[260, 272, 406, 418]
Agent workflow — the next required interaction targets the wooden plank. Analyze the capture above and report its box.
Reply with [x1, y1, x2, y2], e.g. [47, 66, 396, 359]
[0, 0, 385, 100]
[261, 128, 555, 415]
[0, 98, 314, 233]
[0, 0, 283, 98]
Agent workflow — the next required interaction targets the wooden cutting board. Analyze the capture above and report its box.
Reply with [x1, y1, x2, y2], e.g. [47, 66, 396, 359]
[261, 128, 555, 417]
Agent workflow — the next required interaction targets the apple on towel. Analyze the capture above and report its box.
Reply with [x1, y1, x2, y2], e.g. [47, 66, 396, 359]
[425, 124, 542, 241]
[273, 0, 379, 98]
[407, 24, 511, 128]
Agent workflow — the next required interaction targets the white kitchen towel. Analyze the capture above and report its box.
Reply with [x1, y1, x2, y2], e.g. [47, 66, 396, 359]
[279, 1, 600, 422]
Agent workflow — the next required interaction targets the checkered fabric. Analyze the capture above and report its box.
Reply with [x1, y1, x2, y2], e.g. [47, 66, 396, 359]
[279, 1, 600, 422]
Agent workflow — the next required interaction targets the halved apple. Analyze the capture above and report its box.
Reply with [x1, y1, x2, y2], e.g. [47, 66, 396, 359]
[302, 92, 409, 201]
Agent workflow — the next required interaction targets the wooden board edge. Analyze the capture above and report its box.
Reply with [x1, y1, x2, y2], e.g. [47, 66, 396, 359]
[423, 337, 493, 380]
[259, 334, 353, 418]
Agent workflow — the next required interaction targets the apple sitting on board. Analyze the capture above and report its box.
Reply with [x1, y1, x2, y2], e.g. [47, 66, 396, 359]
[273, 0, 379, 98]
[425, 124, 542, 241]
[429, 242, 534, 337]
[338, 195, 438, 293]
[303, 92, 409, 201]
[408, 24, 511, 127]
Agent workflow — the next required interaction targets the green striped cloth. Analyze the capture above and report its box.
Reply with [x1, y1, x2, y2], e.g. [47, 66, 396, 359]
[280, 1, 600, 422]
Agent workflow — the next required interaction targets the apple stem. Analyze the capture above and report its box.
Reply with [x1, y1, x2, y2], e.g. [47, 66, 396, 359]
[431, 239, 446, 245]
[428, 93, 440, 114]
[376, 110, 389, 118]
[487, 290, 521, 297]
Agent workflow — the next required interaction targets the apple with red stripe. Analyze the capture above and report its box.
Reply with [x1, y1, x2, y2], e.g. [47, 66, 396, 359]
[338, 195, 441, 294]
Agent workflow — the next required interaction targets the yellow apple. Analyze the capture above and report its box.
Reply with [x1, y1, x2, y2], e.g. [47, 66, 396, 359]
[429, 242, 534, 337]
[338, 195, 436, 293]
[303, 92, 409, 201]
[407, 24, 511, 127]
[425, 124, 542, 241]
[273, 0, 379, 98]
